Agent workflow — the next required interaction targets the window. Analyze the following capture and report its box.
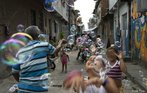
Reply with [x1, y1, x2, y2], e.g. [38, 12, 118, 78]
[122, 13, 127, 31]
[30, 10, 36, 25]
[39, 11, 44, 32]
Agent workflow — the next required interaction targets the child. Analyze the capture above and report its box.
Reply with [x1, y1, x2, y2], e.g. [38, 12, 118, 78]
[63, 55, 119, 93]
[85, 55, 119, 93]
[106, 46, 127, 93]
[60, 50, 69, 73]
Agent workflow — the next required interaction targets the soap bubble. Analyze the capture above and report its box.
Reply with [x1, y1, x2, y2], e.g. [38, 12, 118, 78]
[65, 0, 74, 8]
[0, 39, 25, 66]
[88, 14, 98, 30]
[68, 39, 74, 45]
[11, 32, 33, 45]
[38, 34, 49, 42]
[44, 0, 57, 12]
[16, 24, 25, 32]
[76, 16, 84, 26]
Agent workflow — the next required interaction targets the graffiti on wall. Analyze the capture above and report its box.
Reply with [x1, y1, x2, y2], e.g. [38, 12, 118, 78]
[131, 0, 147, 61]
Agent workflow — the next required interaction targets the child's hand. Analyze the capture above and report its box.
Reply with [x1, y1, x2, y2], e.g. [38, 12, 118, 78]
[61, 39, 67, 45]
[86, 56, 96, 70]
[63, 70, 85, 92]
[114, 51, 124, 60]
[88, 55, 96, 62]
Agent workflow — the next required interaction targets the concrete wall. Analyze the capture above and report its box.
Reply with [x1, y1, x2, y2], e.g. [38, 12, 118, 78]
[113, 9, 119, 41]
[113, 2, 130, 57]
[119, 2, 129, 57]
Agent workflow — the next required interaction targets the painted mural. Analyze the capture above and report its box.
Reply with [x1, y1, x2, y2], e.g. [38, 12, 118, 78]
[131, 0, 147, 61]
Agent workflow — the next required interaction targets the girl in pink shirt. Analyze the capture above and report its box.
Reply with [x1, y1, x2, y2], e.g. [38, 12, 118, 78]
[60, 50, 69, 73]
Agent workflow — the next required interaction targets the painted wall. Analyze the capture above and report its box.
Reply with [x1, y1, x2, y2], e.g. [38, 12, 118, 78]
[131, 0, 147, 61]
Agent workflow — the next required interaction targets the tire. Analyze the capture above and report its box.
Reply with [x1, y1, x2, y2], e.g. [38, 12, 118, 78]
[50, 61, 56, 70]
[47, 59, 56, 70]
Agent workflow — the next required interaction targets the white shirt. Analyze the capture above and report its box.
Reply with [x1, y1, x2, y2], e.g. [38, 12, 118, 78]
[80, 85, 107, 93]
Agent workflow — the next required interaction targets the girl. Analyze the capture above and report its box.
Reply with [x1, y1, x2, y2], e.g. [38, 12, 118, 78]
[60, 50, 69, 73]
[106, 46, 127, 93]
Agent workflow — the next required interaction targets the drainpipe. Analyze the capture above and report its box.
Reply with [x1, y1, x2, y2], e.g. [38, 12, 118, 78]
[68, 6, 71, 35]
[128, 0, 132, 60]
[117, 0, 120, 39]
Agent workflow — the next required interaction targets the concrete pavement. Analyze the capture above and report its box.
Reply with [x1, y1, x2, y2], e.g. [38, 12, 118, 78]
[0, 50, 147, 93]
[126, 62, 147, 92]
[49, 50, 147, 93]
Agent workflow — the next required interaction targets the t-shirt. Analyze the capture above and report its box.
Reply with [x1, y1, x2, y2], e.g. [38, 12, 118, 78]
[61, 54, 69, 64]
[107, 60, 122, 80]
[12, 40, 55, 92]
[80, 85, 107, 93]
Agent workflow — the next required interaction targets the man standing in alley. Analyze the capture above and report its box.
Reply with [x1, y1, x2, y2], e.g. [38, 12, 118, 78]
[12, 26, 66, 93]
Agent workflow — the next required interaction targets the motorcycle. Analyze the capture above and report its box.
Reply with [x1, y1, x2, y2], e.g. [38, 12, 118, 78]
[47, 56, 56, 71]
[79, 47, 91, 63]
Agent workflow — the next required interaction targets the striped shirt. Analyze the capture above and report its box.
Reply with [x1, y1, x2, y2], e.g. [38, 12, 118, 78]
[106, 60, 122, 80]
[12, 40, 55, 92]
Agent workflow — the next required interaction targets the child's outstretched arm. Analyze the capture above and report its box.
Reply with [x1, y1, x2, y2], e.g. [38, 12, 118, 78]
[116, 51, 127, 73]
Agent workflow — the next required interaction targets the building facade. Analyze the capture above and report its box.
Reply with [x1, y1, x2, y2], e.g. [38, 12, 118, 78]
[109, 0, 130, 58]
[93, 0, 114, 47]
[93, 0, 131, 58]
[0, 0, 78, 46]
[93, 0, 147, 64]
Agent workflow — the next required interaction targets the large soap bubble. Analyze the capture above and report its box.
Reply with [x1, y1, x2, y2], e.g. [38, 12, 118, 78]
[0, 39, 26, 66]
[88, 14, 98, 31]
[11, 32, 33, 45]
[70, 25, 76, 35]
[38, 34, 49, 42]
[44, 0, 57, 12]
[67, 35, 75, 45]
[65, 0, 74, 8]
[76, 16, 84, 26]
[0, 32, 33, 79]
